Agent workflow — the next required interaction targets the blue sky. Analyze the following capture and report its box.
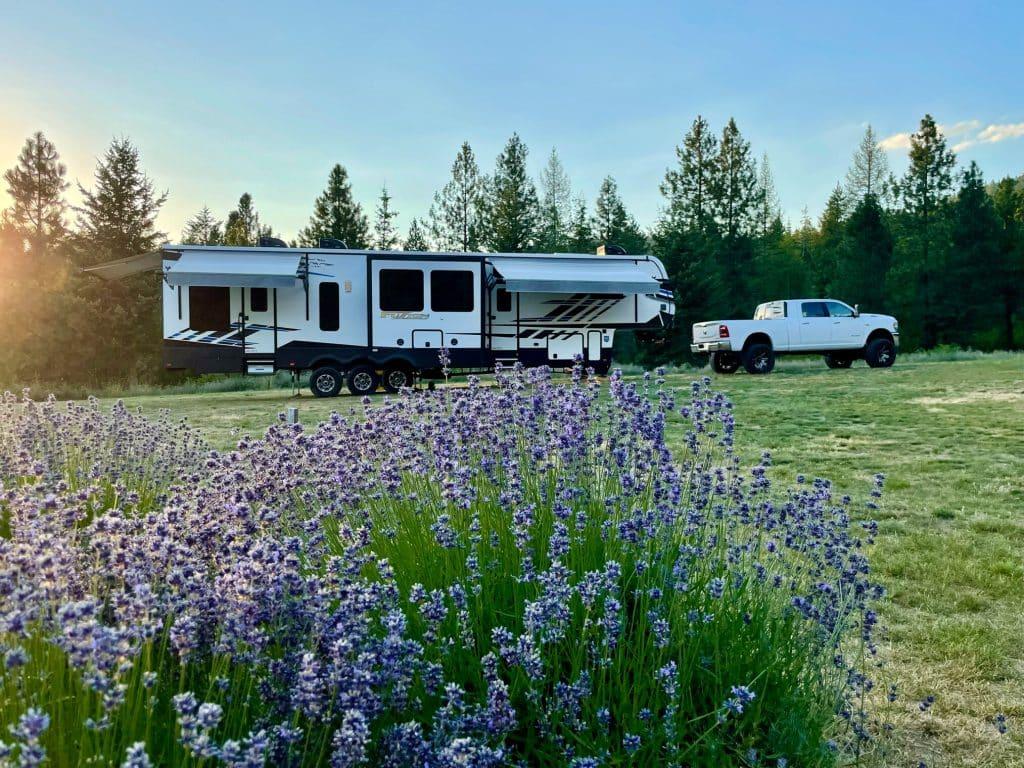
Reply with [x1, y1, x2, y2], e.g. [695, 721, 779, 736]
[1, 1, 1022, 242]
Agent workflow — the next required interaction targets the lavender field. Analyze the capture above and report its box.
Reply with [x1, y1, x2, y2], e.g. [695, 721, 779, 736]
[0, 362, 905, 767]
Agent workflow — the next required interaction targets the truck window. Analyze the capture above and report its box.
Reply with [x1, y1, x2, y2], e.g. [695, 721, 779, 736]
[319, 282, 340, 331]
[825, 301, 855, 317]
[801, 302, 829, 318]
[380, 269, 424, 312]
[431, 270, 475, 312]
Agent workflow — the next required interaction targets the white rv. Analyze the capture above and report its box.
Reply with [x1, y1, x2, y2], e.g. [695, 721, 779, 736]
[87, 244, 675, 396]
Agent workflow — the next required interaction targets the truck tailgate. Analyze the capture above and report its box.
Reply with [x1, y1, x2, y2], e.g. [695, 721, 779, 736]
[692, 322, 720, 341]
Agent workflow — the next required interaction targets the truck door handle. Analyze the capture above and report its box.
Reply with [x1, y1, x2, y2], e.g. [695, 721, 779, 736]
[801, 321, 810, 325]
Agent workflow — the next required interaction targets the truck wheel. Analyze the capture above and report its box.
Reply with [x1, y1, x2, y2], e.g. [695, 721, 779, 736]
[347, 365, 380, 396]
[865, 338, 896, 368]
[382, 364, 413, 393]
[743, 343, 775, 374]
[310, 367, 343, 398]
[710, 352, 740, 374]
[824, 353, 853, 369]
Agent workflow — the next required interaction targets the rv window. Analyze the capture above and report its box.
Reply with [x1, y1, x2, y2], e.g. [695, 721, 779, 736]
[431, 270, 474, 312]
[496, 288, 512, 312]
[379, 269, 424, 311]
[250, 287, 268, 313]
[189, 286, 231, 332]
[319, 282, 340, 331]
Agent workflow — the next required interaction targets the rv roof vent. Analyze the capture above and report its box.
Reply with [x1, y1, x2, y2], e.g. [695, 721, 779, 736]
[319, 237, 348, 249]
[597, 244, 626, 256]
[259, 236, 288, 248]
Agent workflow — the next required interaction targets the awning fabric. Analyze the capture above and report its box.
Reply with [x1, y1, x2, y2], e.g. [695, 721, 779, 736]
[489, 256, 659, 294]
[164, 250, 304, 288]
[81, 250, 164, 280]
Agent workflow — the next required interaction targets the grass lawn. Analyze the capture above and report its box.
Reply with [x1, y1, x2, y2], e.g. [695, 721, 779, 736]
[92, 354, 1024, 766]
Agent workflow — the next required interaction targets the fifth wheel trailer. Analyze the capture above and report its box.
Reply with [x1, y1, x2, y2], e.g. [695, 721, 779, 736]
[86, 244, 676, 396]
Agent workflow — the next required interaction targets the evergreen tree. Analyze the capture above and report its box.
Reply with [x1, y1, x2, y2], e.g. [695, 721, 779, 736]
[403, 217, 431, 251]
[181, 206, 223, 245]
[428, 142, 487, 252]
[989, 176, 1024, 348]
[755, 153, 781, 236]
[892, 114, 957, 347]
[538, 148, 573, 252]
[373, 186, 400, 250]
[845, 125, 890, 205]
[75, 138, 167, 264]
[298, 164, 369, 248]
[948, 163, 1001, 341]
[486, 134, 540, 252]
[810, 185, 846, 296]
[567, 195, 595, 253]
[2, 131, 67, 261]
[592, 176, 647, 254]
[661, 115, 718, 233]
[712, 118, 758, 238]
[837, 193, 893, 311]
[223, 193, 269, 246]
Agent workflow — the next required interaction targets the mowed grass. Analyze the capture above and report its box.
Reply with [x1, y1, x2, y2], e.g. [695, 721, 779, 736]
[90, 354, 1024, 766]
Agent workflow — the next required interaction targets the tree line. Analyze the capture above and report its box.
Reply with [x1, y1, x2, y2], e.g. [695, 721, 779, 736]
[1, 116, 1021, 387]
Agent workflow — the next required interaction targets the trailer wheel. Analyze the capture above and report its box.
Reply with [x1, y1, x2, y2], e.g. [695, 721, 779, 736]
[710, 351, 740, 374]
[824, 353, 853, 369]
[382, 364, 413, 393]
[865, 338, 896, 368]
[347, 365, 380, 396]
[310, 367, 343, 398]
[743, 343, 775, 374]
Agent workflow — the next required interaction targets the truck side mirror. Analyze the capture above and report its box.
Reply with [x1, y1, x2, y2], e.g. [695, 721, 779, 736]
[853, 304, 860, 318]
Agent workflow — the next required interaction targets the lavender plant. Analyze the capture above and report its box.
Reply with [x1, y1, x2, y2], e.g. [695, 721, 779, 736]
[0, 365, 886, 766]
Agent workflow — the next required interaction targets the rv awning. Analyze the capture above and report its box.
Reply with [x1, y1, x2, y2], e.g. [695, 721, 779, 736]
[164, 250, 304, 288]
[489, 256, 660, 294]
[82, 250, 164, 280]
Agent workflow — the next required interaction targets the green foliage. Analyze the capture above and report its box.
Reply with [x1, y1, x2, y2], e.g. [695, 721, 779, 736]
[403, 217, 431, 251]
[372, 185, 400, 250]
[2, 131, 67, 260]
[181, 205, 223, 245]
[592, 176, 647, 254]
[836, 193, 892, 312]
[298, 164, 369, 248]
[428, 142, 488, 252]
[537, 148, 573, 252]
[485, 133, 540, 252]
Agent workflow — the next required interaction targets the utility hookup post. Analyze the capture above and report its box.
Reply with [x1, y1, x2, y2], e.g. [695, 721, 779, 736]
[286, 406, 299, 425]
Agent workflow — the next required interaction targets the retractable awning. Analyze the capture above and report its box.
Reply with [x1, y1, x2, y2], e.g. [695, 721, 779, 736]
[489, 256, 660, 294]
[163, 250, 304, 288]
[82, 250, 164, 280]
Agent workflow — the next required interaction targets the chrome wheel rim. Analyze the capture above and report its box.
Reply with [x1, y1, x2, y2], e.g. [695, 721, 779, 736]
[387, 370, 408, 389]
[754, 354, 769, 370]
[353, 372, 374, 392]
[879, 347, 892, 363]
[315, 373, 336, 392]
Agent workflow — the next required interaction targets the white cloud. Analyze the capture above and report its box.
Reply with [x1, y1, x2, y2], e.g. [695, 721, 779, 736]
[977, 123, 1024, 143]
[939, 119, 981, 137]
[878, 132, 912, 151]
[952, 139, 976, 153]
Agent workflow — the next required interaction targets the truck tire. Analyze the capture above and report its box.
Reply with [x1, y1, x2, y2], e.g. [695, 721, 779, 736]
[382, 364, 413, 393]
[743, 343, 775, 374]
[824, 353, 853, 369]
[710, 351, 740, 374]
[310, 367, 343, 398]
[865, 338, 896, 368]
[347, 365, 380, 396]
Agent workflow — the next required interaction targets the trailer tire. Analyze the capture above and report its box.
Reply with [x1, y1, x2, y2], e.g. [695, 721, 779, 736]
[347, 365, 380, 396]
[310, 367, 343, 398]
[865, 338, 896, 368]
[710, 351, 740, 374]
[743, 343, 775, 374]
[382, 364, 414, 393]
[824, 352, 853, 369]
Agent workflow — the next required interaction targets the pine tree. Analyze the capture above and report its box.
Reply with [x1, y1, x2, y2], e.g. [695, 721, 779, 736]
[372, 186, 399, 250]
[990, 176, 1024, 348]
[223, 194, 267, 246]
[592, 177, 647, 254]
[403, 218, 431, 251]
[948, 163, 1001, 340]
[428, 142, 487, 252]
[75, 138, 167, 264]
[712, 118, 758, 239]
[661, 115, 718, 233]
[486, 134, 540, 252]
[181, 206, 223, 245]
[837, 193, 893, 311]
[538, 148, 573, 252]
[567, 195, 595, 253]
[845, 125, 890, 206]
[298, 164, 369, 248]
[755, 153, 781, 236]
[811, 185, 846, 296]
[2, 131, 67, 261]
[893, 114, 957, 347]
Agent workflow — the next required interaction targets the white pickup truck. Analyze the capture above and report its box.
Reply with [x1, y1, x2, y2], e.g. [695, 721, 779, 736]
[691, 299, 899, 374]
